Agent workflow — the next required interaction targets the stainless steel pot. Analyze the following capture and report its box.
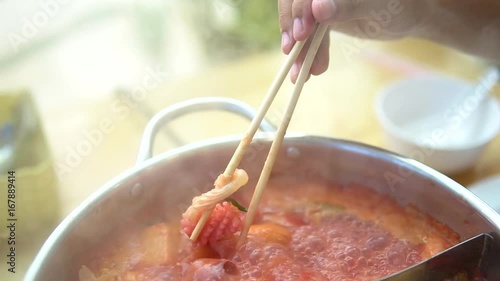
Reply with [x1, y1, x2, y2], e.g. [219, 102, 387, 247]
[25, 98, 500, 281]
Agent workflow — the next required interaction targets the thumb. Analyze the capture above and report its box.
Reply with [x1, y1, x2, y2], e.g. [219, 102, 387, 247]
[312, 0, 380, 23]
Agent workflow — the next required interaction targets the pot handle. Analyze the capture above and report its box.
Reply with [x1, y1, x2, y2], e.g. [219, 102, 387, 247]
[136, 97, 276, 165]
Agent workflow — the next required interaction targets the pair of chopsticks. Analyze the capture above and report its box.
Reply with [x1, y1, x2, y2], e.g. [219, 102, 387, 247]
[190, 24, 329, 245]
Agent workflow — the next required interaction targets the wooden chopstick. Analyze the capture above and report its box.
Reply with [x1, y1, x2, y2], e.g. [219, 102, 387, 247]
[189, 38, 308, 241]
[237, 24, 329, 247]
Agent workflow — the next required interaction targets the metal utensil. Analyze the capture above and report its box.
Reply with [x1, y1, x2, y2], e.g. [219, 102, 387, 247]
[381, 233, 494, 281]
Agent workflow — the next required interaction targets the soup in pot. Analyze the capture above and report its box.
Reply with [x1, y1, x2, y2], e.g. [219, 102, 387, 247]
[79, 176, 461, 281]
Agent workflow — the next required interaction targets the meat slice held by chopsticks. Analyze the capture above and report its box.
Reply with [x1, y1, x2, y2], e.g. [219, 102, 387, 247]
[182, 201, 244, 245]
[181, 169, 249, 245]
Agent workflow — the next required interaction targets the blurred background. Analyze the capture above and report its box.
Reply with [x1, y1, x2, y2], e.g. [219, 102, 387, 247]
[0, 0, 499, 279]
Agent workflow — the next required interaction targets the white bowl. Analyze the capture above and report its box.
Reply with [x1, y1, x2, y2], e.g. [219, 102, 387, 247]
[375, 75, 500, 175]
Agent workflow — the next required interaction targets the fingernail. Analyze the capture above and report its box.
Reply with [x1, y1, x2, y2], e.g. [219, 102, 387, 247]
[293, 17, 304, 39]
[291, 63, 299, 82]
[315, 0, 336, 21]
[281, 32, 291, 53]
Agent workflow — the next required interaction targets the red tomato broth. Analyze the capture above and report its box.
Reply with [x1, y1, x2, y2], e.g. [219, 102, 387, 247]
[80, 180, 460, 281]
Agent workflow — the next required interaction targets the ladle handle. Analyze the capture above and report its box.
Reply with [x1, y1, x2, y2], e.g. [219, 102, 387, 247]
[136, 97, 276, 165]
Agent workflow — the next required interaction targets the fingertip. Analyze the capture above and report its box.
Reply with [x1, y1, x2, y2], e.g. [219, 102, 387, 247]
[296, 0, 316, 41]
[311, 32, 330, 76]
[310, 59, 329, 76]
[293, 19, 316, 41]
[312, 0, 337, 22]
[292, 18, 305, 41]
[281, 31, 295, 54]
[311, 67, 327, 77]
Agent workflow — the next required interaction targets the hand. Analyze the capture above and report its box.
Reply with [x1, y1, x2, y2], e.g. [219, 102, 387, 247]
[279, 0, 427, 83]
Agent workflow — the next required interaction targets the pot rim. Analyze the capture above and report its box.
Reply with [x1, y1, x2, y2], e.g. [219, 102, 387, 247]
[24, 133, 500, 280]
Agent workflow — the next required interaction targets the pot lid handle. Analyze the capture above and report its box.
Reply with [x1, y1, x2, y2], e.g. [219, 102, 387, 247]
[136, 97, 276, 165]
